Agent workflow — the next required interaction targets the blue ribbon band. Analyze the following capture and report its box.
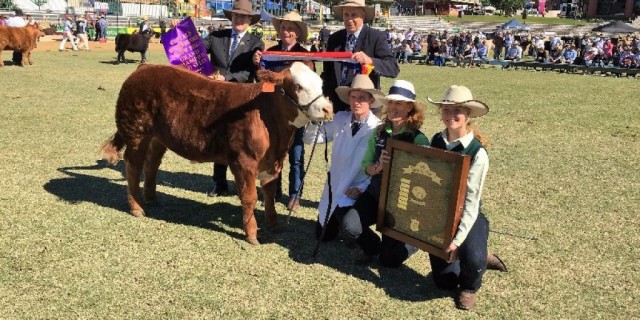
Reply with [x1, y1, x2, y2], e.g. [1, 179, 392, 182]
[388, 86, 416, 100]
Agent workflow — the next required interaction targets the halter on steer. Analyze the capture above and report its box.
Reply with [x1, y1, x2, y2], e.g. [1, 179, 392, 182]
[279, 87, 325, 115]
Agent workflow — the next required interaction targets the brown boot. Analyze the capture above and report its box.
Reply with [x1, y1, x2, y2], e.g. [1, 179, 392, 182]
[456, 290, 477, 310]
[487, 253, 508, 272]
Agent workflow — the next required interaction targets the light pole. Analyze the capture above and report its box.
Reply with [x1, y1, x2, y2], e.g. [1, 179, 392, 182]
[34, 0, 46, 12]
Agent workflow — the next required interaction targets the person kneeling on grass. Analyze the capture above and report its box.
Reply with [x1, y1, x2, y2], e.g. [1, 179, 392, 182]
[340, 80, 430, 265]
[425, 85, 505, 310]
[362, 85, 508, 311]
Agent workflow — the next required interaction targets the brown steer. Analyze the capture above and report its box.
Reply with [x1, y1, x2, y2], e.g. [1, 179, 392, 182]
[0, 23, 44, 66]
[102, 62, 332, 244]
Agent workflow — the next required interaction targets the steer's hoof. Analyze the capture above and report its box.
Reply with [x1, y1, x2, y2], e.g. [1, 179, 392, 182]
[245, 237, 260, 245]
[130, 209, 145, 217]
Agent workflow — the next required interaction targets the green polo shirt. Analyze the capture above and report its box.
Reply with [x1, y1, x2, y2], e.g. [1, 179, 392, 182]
[360, 124, 429, 173]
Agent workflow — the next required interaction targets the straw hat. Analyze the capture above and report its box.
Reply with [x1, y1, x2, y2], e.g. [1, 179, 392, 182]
[428, 85, 489, 118]
[272, 11, 308, 42]
[224, 0, 261, 25]
[380, 80, 425, 113]
[332, 0, 375, 23]
[141, 16, 148, 21]
[335, 74, 384, 109]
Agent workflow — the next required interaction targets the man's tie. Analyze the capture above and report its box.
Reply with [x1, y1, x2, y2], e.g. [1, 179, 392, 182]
[351, 121, 361, 136]
[346, 33, 357, 52]
[340, 34, 358, 86]
[228, 33, 239, 64]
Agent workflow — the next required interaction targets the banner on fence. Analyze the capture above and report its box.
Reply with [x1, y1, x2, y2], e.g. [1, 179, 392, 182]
[161, 17, 214, 76]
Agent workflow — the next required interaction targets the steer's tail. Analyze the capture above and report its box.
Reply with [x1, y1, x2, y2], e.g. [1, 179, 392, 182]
[114, 34, 122, 52]
[101, 132, 126, 165]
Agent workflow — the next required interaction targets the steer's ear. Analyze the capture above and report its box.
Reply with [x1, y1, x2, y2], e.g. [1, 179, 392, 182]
[257, 69, 285, 86]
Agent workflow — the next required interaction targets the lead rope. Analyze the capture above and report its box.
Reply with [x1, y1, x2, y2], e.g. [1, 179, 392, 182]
[313, 125, 332, 258]
[286, 121, 323, 224]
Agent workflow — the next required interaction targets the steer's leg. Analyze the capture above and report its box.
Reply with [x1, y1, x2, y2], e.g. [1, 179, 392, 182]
[261, 177, 279, 230]
[123, 137, 150, 217]
[230, 158, 260, 245]
[143, 138, 167, 204]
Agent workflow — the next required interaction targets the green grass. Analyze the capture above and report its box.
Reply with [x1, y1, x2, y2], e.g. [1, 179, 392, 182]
[1, 46, 639, 318]
[444, 15, 590, 26]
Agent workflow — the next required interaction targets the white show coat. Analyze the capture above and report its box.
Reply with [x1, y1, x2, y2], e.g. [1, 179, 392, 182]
[303, 110, 381, 225]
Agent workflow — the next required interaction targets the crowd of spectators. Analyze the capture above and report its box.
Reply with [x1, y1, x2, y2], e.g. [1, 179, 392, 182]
[531, 33, 640, 68]
[382, 26, 640, 70]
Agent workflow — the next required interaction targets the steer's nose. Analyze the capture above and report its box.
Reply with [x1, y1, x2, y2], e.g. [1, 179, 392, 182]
[322, 98, 333, 120]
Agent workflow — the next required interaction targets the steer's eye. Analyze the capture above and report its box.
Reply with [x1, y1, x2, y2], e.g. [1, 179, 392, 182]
[296, 84, 303, 91]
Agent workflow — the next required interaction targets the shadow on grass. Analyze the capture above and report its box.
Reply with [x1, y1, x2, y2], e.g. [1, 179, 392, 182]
[45, 161, 444, 301]
[45, 162, 247, 240]
[1, 60, 23, 67]
[99, 59, 142, 65]
[284, 231, 451, 302]
[45, 160, 317, 239]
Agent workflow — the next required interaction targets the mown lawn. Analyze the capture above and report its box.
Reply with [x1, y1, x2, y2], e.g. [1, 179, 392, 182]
[0, 45, 638, 318]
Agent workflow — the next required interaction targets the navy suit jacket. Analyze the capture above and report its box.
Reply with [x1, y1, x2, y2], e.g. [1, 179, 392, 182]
[321, 25, 399, 112]
[203, 29, 264, 83]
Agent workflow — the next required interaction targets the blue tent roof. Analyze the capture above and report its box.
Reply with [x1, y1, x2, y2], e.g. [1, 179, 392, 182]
[260, 9, 275, 22]
[501, 19, 529, 30]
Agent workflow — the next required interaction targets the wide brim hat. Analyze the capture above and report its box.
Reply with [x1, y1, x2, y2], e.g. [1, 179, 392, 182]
[333, 0, 375, 23]
[428, 85, 489, 118]
[142, 16, 148, 21]
[272, 11, 308, 42]
[224, 0, 261, 25]
[335, 74, 384, 109]
[380, 79, 426, 113]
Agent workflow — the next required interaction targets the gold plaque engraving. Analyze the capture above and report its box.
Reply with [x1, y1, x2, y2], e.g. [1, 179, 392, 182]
[376, 140, 471, 260]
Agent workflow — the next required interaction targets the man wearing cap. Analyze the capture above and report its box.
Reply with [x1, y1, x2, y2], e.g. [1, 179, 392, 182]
[504, 41, 522, 61]
[203, 0, 264, 197]
[5, 9, 27, 65]
[322, 0, 399, 113]
[139, 16, 149, 33]
[97, 15, 108, 41]
[59, 15, 79, 52]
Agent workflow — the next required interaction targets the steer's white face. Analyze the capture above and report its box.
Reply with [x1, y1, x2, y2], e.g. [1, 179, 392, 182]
[289, 62, 333, 123]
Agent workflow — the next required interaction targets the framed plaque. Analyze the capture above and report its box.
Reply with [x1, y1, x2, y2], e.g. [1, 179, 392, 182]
[376, 139, 471, 260]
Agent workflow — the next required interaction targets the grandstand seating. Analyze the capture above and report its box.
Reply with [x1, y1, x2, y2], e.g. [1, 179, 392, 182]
[388, 15, 451, 32]
[11, 0, 38, 11]
[387, 15, 599, 36]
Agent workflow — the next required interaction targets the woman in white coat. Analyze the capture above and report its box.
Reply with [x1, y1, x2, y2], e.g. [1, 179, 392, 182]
[303, 74, 384, 241]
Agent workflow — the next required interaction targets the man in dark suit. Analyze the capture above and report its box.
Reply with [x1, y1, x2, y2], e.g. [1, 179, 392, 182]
[203, 0, 264, 196]
[322, 0, 399, 113]
[318, 24, 331, 52]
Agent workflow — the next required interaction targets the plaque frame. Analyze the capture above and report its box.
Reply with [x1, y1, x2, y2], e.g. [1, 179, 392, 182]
[376, 139, 471, 261]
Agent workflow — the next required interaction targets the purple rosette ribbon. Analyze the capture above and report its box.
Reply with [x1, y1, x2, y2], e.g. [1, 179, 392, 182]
[161, 17, 215, 76]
